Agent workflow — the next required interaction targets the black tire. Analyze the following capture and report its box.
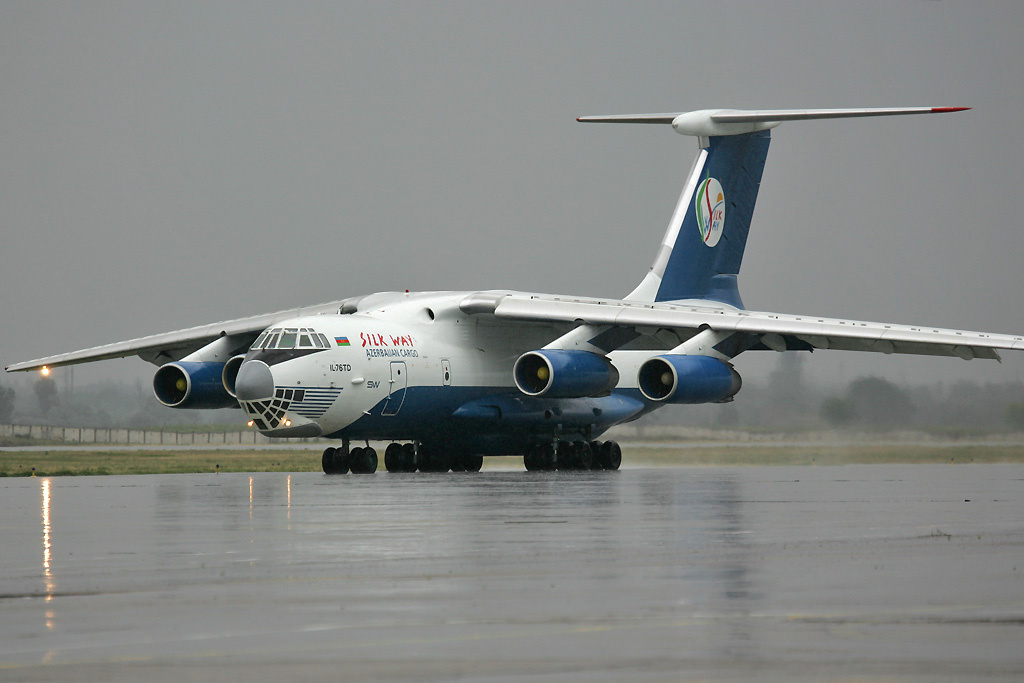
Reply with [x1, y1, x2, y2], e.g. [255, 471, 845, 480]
[421, 444, 451, 473]
[334, 448, 351, 474]
[523, 447, 539, 471]
[322, 447, 337, 474]
[540, 443, 557, 471]
[432, 448, 452, 473]
[574, 441, 594, 470]
[418, 443, 436, 472]
[450, 450, 467, 473]
[460, 454, 483, 472]
[360, 447, 378, 474]
[557, 442, 576, 471]
[384, 443, 403, 473]
[600, 441, 622, 471]
[589, 441, 603, 470]
[401, 443, 417, 472]
[347, 447, 364, 474]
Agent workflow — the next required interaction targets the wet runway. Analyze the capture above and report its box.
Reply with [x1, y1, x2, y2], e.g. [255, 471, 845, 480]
[2, 465, 1023, 682]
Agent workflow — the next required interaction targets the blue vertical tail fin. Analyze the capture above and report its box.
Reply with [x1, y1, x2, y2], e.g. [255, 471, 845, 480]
[626, 131, 770, 308]
[577, 107, 970, 309]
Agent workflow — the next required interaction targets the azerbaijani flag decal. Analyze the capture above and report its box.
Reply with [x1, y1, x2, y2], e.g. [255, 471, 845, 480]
[335, 337, 351, 347]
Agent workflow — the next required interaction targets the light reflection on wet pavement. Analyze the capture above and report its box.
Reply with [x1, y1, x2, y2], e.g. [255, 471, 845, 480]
[1, 465, 1022, 682]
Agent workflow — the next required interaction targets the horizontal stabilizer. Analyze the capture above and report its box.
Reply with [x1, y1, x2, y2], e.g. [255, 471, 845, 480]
[578, 107, 969, 137]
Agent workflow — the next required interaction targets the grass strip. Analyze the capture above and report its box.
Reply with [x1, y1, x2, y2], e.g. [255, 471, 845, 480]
[0, 449, 322, 477]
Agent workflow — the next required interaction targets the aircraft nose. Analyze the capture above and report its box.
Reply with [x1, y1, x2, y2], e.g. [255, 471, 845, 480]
[235, 360, 275, 401]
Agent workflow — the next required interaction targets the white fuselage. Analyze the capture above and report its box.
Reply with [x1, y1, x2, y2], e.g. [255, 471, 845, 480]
[234, 291, 654, 450]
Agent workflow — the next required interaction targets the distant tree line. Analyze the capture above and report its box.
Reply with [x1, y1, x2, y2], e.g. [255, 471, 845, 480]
[646, 353, 1024, 433]
[0, 376, 237, 429]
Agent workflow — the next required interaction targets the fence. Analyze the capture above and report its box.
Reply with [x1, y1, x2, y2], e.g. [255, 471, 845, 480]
[0, 424, 324, 446]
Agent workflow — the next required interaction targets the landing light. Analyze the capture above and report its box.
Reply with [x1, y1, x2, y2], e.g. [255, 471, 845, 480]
[40, 366, 50, 377]
[247, 420, 254, 427]
[285, 420, 292, 427]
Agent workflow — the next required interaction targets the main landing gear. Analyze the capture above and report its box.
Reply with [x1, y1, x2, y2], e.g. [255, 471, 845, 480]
[322, 443, 378, 475]
[321, 439, 621, 475]
[321, 441, 483, 475]
[523, 440, 621, 472]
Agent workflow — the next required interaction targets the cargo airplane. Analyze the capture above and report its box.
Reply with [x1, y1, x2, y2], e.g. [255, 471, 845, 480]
[8, 107, 1024, 474]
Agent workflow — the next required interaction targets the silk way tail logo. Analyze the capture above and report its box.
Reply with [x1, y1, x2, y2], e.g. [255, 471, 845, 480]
[695, 174, 725, 247]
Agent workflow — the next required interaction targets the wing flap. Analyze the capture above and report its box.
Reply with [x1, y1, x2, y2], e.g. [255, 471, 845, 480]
[465, 292, 1024, 360]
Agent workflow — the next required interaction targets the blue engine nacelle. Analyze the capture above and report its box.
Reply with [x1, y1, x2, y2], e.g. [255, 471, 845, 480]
[514, 350, 620, 398]
[637, 355, 742, 404]
[153, 361, 238, 409]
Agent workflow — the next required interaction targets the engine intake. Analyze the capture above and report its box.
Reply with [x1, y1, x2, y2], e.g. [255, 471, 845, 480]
[153, 361, 237, 409]
[514, 350, 619, 398]
[222, 354, 246, 398]
[637, 355, 741, 404]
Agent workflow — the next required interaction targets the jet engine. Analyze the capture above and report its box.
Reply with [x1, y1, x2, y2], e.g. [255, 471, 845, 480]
[221, 354, 246, 398]
[153, 361, 238, 409]
[514, 350, 619, 398]
[637, 355, 741, 404]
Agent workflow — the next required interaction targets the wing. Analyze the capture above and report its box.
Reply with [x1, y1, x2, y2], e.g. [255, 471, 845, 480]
[5, 300, 349, 372]
[460, 292, 1024, 361]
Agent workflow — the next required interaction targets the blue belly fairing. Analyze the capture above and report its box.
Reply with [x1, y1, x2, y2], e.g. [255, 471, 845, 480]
[323, 385, 651, 454]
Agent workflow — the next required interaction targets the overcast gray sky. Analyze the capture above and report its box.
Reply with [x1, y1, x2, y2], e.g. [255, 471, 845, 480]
[2, 1, 1023, 392]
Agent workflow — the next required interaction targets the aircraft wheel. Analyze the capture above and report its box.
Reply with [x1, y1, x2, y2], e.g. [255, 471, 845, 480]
[589, 441, 604, 470]
[353, 447, 377, 474]
[420, 444, 450, 473]
[525, 443, 557, 471]
[523, 447, 539, 471]
[347, 447, 364, 474]
[432, 449, 452, 473]
[322, 447, 337, 474]
[333, 447, 351, 474]
[418, 444, 434, 472]
[350, 446, 376, 474]
[557, 442, 576, 471]
[384, 443, 404, 473]
[540, 443, 557, 471]
[460, 454, 483, 472]
[574, 441, 594, 470]
[450, 450, 467, 473]
[598, 441, 622, 471]
[401, 443, 417, 472]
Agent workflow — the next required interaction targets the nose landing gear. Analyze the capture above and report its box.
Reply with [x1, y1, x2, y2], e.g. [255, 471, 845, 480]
[322, 440, 378, 474]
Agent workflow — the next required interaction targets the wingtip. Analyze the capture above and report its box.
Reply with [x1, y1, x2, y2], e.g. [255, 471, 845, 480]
[932, 107, 971, 113]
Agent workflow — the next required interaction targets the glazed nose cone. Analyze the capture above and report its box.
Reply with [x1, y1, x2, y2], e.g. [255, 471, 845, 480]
[234, 360, 274, 401]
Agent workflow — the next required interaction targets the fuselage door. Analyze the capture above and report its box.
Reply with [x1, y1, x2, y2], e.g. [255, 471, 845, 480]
[382, 361, 407, 416]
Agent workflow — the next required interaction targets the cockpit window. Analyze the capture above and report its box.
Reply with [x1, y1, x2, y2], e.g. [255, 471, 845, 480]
[251, 331, 268, 350]
[253, 327, 330, 350]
